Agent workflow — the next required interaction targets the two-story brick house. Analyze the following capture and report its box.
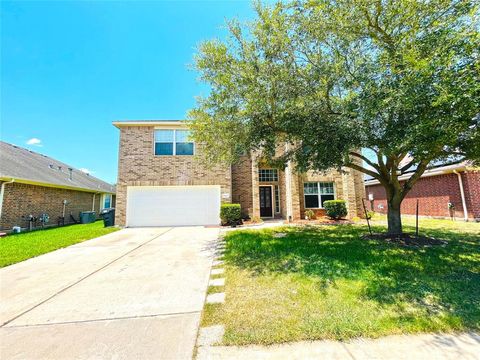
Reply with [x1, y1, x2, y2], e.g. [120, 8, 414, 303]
[114, 120, 365, 227]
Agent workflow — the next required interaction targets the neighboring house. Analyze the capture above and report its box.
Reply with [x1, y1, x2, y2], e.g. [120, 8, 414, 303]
[365, 161, 480, 221]
[0, 141, 116, 231]
[114, 120, 365, 227]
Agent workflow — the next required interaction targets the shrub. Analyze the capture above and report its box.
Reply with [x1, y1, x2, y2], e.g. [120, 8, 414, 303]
[323, 200, 348, 220]
[305, 209, 316, 220]
[220, 204, 242, 226]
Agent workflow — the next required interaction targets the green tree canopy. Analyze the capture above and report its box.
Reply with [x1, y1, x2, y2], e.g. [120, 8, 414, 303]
[189, 0, 480, 234]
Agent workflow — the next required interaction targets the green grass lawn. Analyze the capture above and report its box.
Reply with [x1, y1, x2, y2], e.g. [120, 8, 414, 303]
[202, 218, 480, 345]
[0, 221, 119, 267]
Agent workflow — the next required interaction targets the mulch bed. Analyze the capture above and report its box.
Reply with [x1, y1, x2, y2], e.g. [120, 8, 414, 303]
[213, 220, 265, 229]
[241, 220, 264, 227]
[362, 233, 447, 247]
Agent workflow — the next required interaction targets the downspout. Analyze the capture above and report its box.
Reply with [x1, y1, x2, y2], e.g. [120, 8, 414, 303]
[453, 170, 468, 221]
[92, 193, 96, 212]
[0, 179, 15, 221]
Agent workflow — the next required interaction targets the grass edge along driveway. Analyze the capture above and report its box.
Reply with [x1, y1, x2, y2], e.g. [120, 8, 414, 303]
[202, 219, 480, 345]
[0, 221, 119, 267]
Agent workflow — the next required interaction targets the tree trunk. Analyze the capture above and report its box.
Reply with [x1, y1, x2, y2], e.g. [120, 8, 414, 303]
[346, 154, 430, 236]
[387, 198, 402, 235]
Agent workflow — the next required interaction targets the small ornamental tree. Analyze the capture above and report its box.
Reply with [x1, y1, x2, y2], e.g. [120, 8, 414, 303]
[188, 0, 480, 234]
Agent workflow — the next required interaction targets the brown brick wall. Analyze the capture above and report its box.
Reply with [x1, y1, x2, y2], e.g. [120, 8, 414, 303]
[463, 170, 480, 220]
[230, 152, 364, 220]
[115, 125, 365, 224]
[231, 156, 253, 217]
[298, 169, 345, 219]
[115, 125, 232, 226]
[296, 167, 364, 219]
[290, 171, 302, 220]
[366, 170, 480, 220]
[0, 182, 108, 230]
[353, 168, 367, 216]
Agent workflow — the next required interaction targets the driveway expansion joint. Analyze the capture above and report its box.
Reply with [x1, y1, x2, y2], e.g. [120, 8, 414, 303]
[341, 343, 357, 360]
[2, 226, 220, 360]
[3, 310, 201, 329]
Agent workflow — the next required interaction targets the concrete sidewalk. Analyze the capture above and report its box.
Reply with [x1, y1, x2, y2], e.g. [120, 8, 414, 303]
[197, 332, 480, 360]
[1, 226, 219, 359]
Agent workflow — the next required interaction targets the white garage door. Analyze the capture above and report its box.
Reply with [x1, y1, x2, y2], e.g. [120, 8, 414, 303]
[126, 185, 221, 227]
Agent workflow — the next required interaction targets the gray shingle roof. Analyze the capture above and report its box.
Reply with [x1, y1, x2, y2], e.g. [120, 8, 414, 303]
[0, 141, 115, 194]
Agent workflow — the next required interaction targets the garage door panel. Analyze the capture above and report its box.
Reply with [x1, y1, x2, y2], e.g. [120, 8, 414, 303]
[126, 186, 221, 227]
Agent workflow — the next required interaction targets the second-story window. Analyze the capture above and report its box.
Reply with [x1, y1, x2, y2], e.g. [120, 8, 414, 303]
[175, 130, 194, 155]
[155, 130, 174, 155]
[154, 129, 194, 156]
[259, 169, 278, 182]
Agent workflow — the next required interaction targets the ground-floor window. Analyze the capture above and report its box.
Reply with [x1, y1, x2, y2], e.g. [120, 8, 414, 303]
[103, 194, 112, 209]
[274, 185, 280, 213]
[304, 182, 335, 208]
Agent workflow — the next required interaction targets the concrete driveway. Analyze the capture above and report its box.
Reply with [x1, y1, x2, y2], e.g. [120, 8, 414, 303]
[0, 226, 219, 359]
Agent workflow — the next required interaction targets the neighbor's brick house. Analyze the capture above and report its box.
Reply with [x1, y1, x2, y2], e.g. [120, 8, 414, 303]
[0, 141, 116, 231]
[365, 162, 480, 221]
[114, 120, 365, 227]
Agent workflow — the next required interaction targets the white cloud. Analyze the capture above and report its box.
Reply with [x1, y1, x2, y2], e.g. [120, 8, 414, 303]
[79, 168, 94, 174]
[26, 138, 42, 146]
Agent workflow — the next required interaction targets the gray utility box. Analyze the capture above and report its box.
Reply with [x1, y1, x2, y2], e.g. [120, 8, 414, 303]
[79, 211, 96, 224]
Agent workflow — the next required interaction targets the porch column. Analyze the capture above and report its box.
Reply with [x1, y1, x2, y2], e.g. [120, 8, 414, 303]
[115, 184, 127, 226]
[290, 169, 302, 220]
[285, 161, 293, 221]
[341, 167, 360, 218]
[285, 148, 301, 220]
[251, 153, 261, 219]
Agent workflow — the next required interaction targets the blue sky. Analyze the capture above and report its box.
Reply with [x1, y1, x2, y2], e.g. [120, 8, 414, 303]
[1, 0, 255, 183]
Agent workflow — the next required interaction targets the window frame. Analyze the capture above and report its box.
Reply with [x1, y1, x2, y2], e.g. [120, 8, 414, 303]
[154, 129, 195, 156]
[274, 185, 280, 213]
[258, 169, 278, 182]
[303, 182, 336, 209]
[102, 194, 112, 209]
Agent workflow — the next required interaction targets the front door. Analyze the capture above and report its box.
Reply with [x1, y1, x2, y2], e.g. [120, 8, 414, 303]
[259, 186, 273, 217]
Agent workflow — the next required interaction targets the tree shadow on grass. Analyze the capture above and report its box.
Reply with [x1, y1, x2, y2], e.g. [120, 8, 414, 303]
[223, 224, 480, 329]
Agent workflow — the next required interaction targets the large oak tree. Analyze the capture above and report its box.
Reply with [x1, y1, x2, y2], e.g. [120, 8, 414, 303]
[188, 0, 480, 234]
